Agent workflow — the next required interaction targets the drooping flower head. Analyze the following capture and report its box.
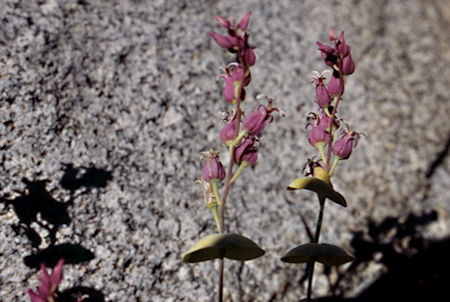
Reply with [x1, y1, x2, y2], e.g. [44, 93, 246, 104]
[209, 12, 256, 67]
[220, 64, 247, 104]
[220, 111, 238, 146]
[311, 70, 331, 108]
[234, 137, 258, 165]
[201, 149, 226, 183]
[243, 97, 280, 136]
[332, 129, 363, 160]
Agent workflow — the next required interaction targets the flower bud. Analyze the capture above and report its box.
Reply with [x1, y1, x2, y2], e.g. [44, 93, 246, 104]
[234, 137, 258, 165]
[223, 66, 245, 104]
[243, 48, 256, 66]
[332, 132, 355, 159]
[342, 53, 355, 75]
[318, 111, 339, 132]
[308, 125, 329, 147]
[220, 115, 238, 145]
[215, 16, 231, 28]
[317, 41, 338, 67]
[316, 84, 331, 108]
[328, 28, 338, 41]
[328, 74, 341, 96]
[202, 150, 226, 182]
[243, 99, 279, 136]
[337, 31, 350, 57]
[238, 12, 251, 31]
[209, 31, 233, 49]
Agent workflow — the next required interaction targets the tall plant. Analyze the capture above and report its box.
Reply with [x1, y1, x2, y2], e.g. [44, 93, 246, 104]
[183, 12, 281, 301]
[281, 28, 361, 301]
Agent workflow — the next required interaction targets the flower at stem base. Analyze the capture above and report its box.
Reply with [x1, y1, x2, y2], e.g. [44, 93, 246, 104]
[201, 149, 226, 183]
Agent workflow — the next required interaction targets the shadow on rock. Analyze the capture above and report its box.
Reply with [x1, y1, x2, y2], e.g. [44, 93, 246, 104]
[316, 210, 447, 302]
[0, 177, 71, 247]
[60, 163, 113, 193]
[59, 286, 105, 302]
[24, 243, 95, 269]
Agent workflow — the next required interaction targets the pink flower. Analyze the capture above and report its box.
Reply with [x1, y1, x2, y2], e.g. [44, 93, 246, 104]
[342, 53, 355, 75]
[234, 137, 258, 165]
[26, 259, 65, 302]
[243, 99, 279, 136]
[308, 125, 329, 147]
[317, 41, 338, 67]
[202, 150, 226, 183]
[210, 12, 256, 67]
[222, 65, 245, 104]
[332, 131, 355, 159]
[317, 111, 340, 132]
[312, 71, 331, 108]
[328, 74, 341, 96]
[220, 113, 238, 145]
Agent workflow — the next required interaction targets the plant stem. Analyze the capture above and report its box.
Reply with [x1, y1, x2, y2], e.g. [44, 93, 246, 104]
[219, 258, 224, 302]
[217, 67, 246, 302]
[306, 195, 326, 302]
[325, 61, 345, 173]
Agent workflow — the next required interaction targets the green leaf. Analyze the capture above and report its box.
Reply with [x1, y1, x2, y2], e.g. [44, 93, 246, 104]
[183, 233, 265, 263]
[286, 177, 347, 207]
[281, 243, 353, 266]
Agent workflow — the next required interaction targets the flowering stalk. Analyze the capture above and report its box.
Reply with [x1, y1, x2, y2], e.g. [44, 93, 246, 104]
[188, 12, 281, 302]
[286, 28, 361, 302]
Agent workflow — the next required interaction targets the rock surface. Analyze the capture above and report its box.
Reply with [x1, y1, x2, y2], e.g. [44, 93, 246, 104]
[1, 0, 449, 301]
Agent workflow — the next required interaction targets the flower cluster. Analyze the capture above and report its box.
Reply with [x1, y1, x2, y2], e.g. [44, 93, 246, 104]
[202, 13, 280, 196]
[306, 29, 361, 176]
[26, 259, 64, 302]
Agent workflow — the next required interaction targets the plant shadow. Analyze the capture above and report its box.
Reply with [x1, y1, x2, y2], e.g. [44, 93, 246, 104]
[316, 210, 448, 302]
[0, 163, 113, 300]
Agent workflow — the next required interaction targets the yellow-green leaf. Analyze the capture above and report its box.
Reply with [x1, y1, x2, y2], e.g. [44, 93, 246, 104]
[281, 243, 353, 266]
[183, 233, 265, 263]
[286, 177, 347, 207]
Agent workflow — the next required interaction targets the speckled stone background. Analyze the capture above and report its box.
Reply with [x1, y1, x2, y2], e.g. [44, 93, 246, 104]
[1, 0, 449, 301]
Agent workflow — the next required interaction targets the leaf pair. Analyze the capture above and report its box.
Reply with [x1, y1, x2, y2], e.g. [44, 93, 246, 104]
[183, 233, 264, 263]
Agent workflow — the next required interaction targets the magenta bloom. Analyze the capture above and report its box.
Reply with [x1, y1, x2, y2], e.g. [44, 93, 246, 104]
[342, 53, 355, 75]
[220, 114, 238, 145]
[202, 150, 225, 183]
[328, 74, 341, 96]
[308, 125, 329, 147]
[312, 72, 331, 108]
[223, 65, 245, 104]
[234, 137, 258, 165]
[210, 12, 256, 67]
[317, 41, 338, 67]
[243, 99, 279, 136]
[26, 259, 65, 302]
[318, 111, 340, 132]
[332, 132, 355, 159]
[209, 31, 234, 49]
[336, 31, 350, 57]
[238, 12, 251, 31]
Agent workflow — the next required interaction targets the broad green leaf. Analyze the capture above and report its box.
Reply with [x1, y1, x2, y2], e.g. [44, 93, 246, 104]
[286, 177, 347, 207]
[281, 243, 353, 266]
[183, 233, 265, 263]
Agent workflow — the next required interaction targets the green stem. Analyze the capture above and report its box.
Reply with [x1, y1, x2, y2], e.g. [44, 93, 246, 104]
[306, 195, 326, 302]
[318, 144, 327, 165]
[211, 182, 221, 208]
[231, 130, 247, 147]
[329, 157, 340, 177]
[217, 65, 246, 302]
[230, 162, 247, 184]
[207, 203, 221, 232]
